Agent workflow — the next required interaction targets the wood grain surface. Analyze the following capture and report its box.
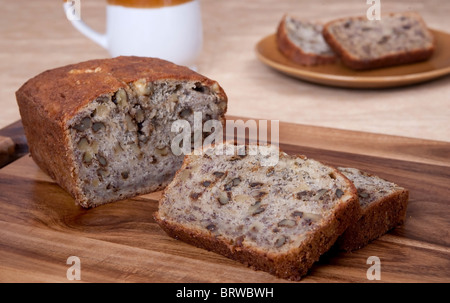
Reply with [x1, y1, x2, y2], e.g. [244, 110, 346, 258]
[0, 119, 449, 283]
[1, 0, 450, 142]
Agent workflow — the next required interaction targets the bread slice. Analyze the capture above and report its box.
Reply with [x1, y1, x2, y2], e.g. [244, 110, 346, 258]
[336, 167, 409, 251]
[154, 142, 360, 280]
[276, 15, 336, 66]
[322, 12, 435, 70]
[15, 56, 227, 208]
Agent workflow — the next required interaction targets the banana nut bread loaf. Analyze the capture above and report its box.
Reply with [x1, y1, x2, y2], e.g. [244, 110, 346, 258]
[15, 56, 227, 208]
[277, 15, 336, 66]
[322, 12, 435, 70]
[336, 167, 409, 251]
[154, 142, 360, 280]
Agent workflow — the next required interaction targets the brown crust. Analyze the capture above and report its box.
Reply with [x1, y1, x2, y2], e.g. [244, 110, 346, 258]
[276, 15, 336, 66]
[322, 12, 435, 70]
[336, 188, 409, 251]
[15, 56, 227, 207]
[154, 144, 360, 280]
[16, 56, 221, 122]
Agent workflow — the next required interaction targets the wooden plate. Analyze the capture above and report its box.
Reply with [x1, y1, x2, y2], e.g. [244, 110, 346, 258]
[255, 29, 450, 88]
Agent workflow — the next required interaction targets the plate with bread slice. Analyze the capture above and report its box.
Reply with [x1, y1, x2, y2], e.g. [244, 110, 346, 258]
[256, 12, 450, 88]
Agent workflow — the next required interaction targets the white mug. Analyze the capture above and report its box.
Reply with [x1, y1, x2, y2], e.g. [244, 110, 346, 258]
[63, 0, 203, 68]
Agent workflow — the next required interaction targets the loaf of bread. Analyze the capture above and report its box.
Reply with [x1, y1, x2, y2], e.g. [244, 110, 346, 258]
[15, 56, 227, 208]
[322, 12, 435, 70]
[336, 167, 409, 251]
[154, 142, 360, 280]
[276, 15, 336, 66]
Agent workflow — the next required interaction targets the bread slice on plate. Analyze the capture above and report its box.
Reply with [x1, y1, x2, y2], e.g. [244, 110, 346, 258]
[336, 167, 409, 251]
[15, 56, 227, 208]
[322, 12, 435, 70]
[154, 142, 360, 280]
[276, 15, 336, 66]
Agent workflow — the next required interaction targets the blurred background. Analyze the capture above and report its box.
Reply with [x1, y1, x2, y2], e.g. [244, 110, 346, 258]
[1, 0, 449, 141]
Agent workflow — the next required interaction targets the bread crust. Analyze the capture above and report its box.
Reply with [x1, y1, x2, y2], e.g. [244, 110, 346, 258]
[15, 56, 227, 207]
[16, 56, 222, 122]
[276, 15, 336, 66]
[155, 195, 359, 280]
[154, 145, 360, 280]
[322, 12, 435, 70]
[336, 188, 409, 251]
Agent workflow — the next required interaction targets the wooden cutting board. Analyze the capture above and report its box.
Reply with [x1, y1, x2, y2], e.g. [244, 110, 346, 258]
[0, 118, 449, 283]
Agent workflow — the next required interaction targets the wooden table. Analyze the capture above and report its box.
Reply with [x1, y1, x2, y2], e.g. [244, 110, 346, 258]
[0, 119, 449, 282]
[1, 0, 450, 142]
[1, 0, 449, 283]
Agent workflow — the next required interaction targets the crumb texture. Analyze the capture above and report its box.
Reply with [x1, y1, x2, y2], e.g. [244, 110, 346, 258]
[323, 12, 434, 69]
[337, 167, 409, 251]
[338, 167, 402, 209]
[158, 143, 357, 255]
[70, 79, 226, 207]
[277, 15, 336, 66]
[285, 16, 334, 56]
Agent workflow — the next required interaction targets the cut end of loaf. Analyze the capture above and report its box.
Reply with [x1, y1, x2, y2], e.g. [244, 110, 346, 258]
[68, 79, 227, 208]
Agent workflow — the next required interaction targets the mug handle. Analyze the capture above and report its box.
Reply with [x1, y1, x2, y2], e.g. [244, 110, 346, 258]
[63, 1, 108, 49]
